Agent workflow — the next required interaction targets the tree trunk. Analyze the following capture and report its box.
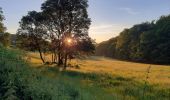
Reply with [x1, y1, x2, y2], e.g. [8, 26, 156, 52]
[58, 52, 63, 65]
[52, 51, 56, 63]
[64, 53, 68, 70]
[35, 38, 45, 64]
[54, 53, 56, 63]
[52, 53, 54, 63]
[38, 48, 45, 63]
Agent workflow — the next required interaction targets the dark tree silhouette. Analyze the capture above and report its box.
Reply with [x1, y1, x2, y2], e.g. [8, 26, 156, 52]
[41, 0, 93, 68]
[17, 11, 48, 63]
[0, 7, 6, 33]
[17, 0, 95, 69]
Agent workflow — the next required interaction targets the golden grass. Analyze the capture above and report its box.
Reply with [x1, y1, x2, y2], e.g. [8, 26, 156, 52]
[28, 52, 170, 87]
[70, 57, 170, 86]
[27, 52, 52, 65]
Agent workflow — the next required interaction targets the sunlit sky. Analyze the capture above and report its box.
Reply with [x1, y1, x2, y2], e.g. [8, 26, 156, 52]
[0, 0, 170, 43]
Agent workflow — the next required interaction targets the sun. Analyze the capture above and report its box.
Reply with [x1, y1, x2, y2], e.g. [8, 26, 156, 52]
[65, 38, 72, 45]
[67, 38, 72, 43]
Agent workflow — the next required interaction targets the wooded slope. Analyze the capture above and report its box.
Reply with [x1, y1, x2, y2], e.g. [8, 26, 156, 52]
[96, 15, 170, 64]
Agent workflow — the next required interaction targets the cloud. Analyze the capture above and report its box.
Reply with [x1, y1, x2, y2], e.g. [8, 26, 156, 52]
[119, 7, 140, 15]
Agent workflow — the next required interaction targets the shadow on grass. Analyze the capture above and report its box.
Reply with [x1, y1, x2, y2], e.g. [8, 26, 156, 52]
[75, 56, 103, 61]
[36, 65, 135, 87]
[34, 65, 170, 100]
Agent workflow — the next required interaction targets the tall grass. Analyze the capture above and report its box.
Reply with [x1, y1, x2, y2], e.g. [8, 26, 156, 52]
[0, 47, 81, 100]
[0, 47, 170, 100]
[39, 66, 170, 100]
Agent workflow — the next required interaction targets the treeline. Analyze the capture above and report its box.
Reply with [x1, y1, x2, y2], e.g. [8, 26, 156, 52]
[96, 15, 170, 64]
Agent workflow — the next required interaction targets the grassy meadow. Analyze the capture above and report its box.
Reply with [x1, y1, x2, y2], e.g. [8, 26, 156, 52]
[28, 52, 170, 86]
[24, 51, 170, 100]
[0, 48, 170, 100]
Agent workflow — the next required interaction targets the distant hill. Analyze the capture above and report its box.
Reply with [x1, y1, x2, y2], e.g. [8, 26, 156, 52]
[96, 15, 170, 64]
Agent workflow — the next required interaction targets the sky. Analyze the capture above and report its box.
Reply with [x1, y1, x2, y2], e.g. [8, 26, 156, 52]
[0, 0, 170, 43]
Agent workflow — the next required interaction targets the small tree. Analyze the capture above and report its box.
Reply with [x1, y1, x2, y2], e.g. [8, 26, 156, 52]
[0, 32, 11, 47]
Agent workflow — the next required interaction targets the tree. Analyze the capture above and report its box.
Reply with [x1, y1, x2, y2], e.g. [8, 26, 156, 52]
[17, 0, 95, 68]
[96, 37, 117, 57]
[140, 15, 170, 64]
[0, 7, 6, 33]
[17, 11, 48, 63]
[0, 7, 10, 47]
[41, 0, 93, 68]
[0, 32, 11, 47]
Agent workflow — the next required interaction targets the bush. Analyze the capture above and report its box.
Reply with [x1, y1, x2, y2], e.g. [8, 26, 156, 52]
[0, 48, 80, 100]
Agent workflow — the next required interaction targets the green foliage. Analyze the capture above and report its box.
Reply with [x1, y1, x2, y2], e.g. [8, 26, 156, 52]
[17, 0, 95, 66]
[0, 32, 11, 47]
[0, 7, 6, 33]
[0, 48, 81, 100]
[0, 7, 9, 47]
[96, 15, 170, 64]
[96, 38, 117, 57]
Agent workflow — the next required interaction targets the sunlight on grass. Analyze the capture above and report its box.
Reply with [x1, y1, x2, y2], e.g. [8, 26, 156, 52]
[2, 51, 167, 100]
[28, 52, 170, 87]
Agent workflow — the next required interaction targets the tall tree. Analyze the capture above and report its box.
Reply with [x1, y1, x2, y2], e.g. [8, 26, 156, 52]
[41, 0, 92, 68]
